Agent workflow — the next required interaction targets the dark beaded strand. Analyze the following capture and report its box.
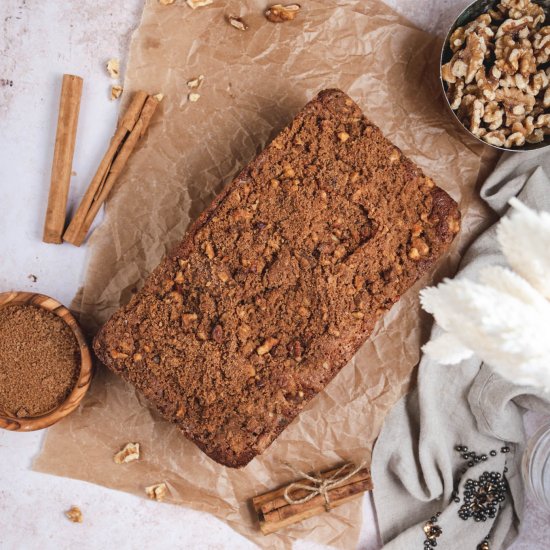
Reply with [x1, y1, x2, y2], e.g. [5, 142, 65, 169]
[452, 444, 509, 526]
[458, 472, 508, 522]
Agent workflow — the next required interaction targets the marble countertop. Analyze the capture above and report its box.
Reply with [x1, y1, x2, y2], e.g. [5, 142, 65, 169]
[0, 1, 547, 548]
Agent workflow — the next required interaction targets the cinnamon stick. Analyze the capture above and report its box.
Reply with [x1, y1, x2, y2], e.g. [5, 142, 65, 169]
[251, 466, 372, 535]
[63, 91, 160, 246]
[43, 74, 83, 244]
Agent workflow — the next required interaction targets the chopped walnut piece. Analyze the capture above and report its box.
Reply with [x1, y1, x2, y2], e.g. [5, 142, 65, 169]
[533, 26, 550, 64]
[442, 33, 486, 85]
[495, 86, 536, 114]
[265, 3, 301, 23]
[338, 131, 350, 142]
[495, 36, 536, 76]
[527, 69, 549, 96]
[182, 313, 198, 327]
[111, 85, 123, 100]
[447, 80, 465, 109]
[526, 128, 545, 142]
[484, 129, 508, 147]
[495, 16, 533, 38]
[228, 15, 248, 30]
[65, 506, 83, 523]
[475, 66, 501, 100]
[283, 165, 295, 178]
[145, 482, 168, 501]
[203, 242, 215, 259]
[389, 149, 400, 163]
[186, 0, 213, 8]
[411, 222, 423, 237]
[447, 217, 461, 233]
[187, 75, 204, 89]
[188, 92, 201, 102]
[458, 95, 485, 135]
[238, 324, 251, 340]
[535, 113, 550, 129]
[500, 0, 545, 25]
[106, 58, 120, 79]
[408, 247, 420, 260]
[256, 337, 279, 356]
[114, 442, 140, 464]
[505, 131, 526, 147]
[412, 237, 430, 256]
[159, 0, 175, 4]
[483, 101, 504, 130]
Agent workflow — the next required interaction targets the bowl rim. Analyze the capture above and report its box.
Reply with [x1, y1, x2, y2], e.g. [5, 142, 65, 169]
[439, 0, 550, 153]
[0, 291, 93, 432]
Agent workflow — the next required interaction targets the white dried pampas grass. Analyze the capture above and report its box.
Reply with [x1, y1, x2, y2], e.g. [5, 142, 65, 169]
[420, 199, 550, 391]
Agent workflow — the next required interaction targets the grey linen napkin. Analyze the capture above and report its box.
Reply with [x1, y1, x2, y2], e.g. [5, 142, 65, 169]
[371, 149, 550, 550]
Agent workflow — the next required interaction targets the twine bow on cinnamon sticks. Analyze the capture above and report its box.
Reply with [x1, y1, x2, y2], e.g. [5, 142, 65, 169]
[252, 461, 372, 535]
[283, 461, 367, 511]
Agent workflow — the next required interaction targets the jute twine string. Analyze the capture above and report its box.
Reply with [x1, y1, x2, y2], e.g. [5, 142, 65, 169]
[283, 461, 367, 511]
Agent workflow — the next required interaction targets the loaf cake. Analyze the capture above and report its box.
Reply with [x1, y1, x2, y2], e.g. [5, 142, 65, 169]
[94, 89, 461, 468]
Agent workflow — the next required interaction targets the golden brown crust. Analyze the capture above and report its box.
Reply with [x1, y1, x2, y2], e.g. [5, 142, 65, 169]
[94, 89, 460, 468]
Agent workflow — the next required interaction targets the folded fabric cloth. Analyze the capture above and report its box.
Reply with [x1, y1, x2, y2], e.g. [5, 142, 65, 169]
[371, 149, 550, 550]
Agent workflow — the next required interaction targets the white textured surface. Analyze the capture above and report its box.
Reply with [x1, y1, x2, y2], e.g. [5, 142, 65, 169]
[0, 1, 547, 549]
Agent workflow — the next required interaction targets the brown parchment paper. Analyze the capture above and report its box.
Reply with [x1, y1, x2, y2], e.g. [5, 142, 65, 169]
[34, 1, 494, 548]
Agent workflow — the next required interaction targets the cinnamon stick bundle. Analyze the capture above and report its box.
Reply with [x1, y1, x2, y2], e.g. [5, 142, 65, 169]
[43, 74, 83, 244]
[63, 91, 161, 246]
[252, 464, 372, 535]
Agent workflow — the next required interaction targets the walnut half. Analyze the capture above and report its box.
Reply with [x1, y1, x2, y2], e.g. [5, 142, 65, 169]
[145, 482, 168, 501]
[114, 442, 140, 464]
[265, 4, 301, 23]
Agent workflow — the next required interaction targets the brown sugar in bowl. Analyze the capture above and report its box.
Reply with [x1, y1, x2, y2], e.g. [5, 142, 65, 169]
[0, 291, 92, 431]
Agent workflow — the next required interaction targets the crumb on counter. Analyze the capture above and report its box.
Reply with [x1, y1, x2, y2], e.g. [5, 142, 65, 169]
[65, 506, 83, 523]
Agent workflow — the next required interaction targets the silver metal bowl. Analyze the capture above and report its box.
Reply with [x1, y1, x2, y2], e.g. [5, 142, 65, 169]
[440, 0, 550, 152]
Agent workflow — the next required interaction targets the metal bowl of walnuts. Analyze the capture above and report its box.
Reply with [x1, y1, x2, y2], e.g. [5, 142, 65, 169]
[440, 0, 550, 151]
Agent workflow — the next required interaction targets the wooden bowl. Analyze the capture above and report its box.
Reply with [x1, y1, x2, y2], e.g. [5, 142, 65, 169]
[0, 291, 93, 431]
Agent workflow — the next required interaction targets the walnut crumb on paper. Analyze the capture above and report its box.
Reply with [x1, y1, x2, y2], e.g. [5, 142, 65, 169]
[65, 506, 83, 523]
[187, 75, 204, 89]
[186, 0, 213, 9]
[145, 482, 168, 501]
[228, 16, 248, 31]
[153, 93, 164, 102]
[188, 92, 201, 102]
[111, 85, 123, 100]
[159, 0, 175, 4]
[265, 3, 301, 23]
[106, 58, 120, 79]
[113, 442, 140, 464]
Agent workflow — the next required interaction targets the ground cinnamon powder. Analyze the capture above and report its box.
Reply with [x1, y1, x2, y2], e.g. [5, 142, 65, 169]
[0, 304, 80, 418]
